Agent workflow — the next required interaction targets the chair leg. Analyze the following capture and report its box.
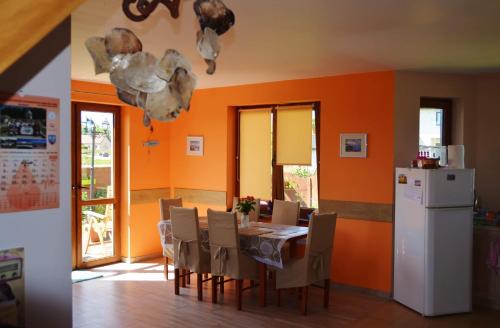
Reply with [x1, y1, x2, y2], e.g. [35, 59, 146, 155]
[276, 289, 281, 307]
[181, 269, 186, 288]
[164, 257, 169, 280]
[174, 268, 180, 295]
[236, 279, 243, 311]
[300, 286, 308, 315]
[219, 276, 224, 294]
[197, 273, 203, 301]
[324, 279, 330, 308]
[186, 270, 191, 285]
[211, 276, 218, 304]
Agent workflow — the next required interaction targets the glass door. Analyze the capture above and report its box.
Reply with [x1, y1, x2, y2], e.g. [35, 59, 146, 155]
[73, 103, 120, 268]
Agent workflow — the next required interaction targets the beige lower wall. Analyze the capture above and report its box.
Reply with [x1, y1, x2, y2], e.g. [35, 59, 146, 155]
[173, 188, 227, 215]
[319, 199, 393, 222]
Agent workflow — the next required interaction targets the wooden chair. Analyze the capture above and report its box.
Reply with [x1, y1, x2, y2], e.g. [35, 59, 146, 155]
[170, 207, 212, 301]
[158, 198, 182, 280]
[231, 196, 261, 222]
[276, 212, 337, 315]
[83, 186, 114, 257]
[207, 209, 259, 310]
[272, 199, 300, 226]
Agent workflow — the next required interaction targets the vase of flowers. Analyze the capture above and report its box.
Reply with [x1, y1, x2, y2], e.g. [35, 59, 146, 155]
[235, 196, 256, 227]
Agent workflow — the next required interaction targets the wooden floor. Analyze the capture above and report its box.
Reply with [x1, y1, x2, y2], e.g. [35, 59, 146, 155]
[73, 259, 500, 328]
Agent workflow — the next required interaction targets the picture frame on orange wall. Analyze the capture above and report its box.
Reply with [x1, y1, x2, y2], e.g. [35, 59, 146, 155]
[186, 136, 204, 156]
[340, 133, 367, 158]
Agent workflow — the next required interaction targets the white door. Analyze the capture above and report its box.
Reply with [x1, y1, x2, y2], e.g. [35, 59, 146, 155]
[394, 168, 426, 313]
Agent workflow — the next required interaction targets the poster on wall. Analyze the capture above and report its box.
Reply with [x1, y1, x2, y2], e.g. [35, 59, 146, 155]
[0, 95, 60, 213]
[0, 247, 25, 328]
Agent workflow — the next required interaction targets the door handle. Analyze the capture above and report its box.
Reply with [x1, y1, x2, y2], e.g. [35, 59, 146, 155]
[72, 185, 89, 191]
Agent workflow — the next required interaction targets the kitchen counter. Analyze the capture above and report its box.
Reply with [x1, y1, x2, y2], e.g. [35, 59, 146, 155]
[473, 225, 500, 309]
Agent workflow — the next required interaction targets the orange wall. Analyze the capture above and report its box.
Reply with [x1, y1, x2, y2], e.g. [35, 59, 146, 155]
[169, 71, 395, 293]
[73, 72, 395, 293]
[170, 72, 394, 204]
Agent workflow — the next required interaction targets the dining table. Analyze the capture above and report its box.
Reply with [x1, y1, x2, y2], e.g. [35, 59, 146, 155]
[158, 217, 309, 306]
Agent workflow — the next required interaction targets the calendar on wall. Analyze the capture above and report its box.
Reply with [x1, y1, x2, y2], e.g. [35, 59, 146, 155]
[0, 94, 60, 213]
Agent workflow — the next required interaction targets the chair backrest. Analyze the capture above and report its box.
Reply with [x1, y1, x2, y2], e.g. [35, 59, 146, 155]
[231, 197, 261, 222]
[207, 209, 241, 278]
[159, 198, 182, 220]
[304, 212, 337, 282]
[231, 196, 239, 213]
[272, 199, 300, 225]
[170, 207, 202, 271]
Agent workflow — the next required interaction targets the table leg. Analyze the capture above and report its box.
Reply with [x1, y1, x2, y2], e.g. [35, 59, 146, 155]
[259, 263, 267, 307]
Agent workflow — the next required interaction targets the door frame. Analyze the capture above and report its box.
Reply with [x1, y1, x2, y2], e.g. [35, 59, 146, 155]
[71, 102, 121, 269]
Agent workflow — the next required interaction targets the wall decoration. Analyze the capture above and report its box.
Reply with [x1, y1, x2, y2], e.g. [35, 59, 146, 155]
[0, 95, 60, 213]
[122, 0, 181, 21]
[340, 133, 367, 158]
[186, 136, 204, 156]
[0, 247, 25, 328]
[85, 28, 197, 127]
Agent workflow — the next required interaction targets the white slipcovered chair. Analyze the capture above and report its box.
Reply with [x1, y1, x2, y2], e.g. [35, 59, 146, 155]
[276, 212, 337, 315]
[207, 209, 259, 310]
[170, 206, 212, 301]
[157, 198, 182, 279]
[272, 199, 300, 226]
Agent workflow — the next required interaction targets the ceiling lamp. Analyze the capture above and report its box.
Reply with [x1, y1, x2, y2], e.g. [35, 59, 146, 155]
[86, 28, 196, 127]
[85, 0, 235, 126]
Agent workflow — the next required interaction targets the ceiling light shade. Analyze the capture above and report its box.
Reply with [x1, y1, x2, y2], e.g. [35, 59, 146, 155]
[196, 27, 220, 75]
[85, 28, 197, 126]
[193, 0, 235, 36]
[193, 0, 235, 75]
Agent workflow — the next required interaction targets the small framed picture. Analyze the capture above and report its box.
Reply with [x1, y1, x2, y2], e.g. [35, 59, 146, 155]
[340, 133, 367, 158]
[186, 136, 204, 156]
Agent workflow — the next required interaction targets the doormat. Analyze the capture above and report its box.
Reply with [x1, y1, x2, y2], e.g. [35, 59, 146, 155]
[71, 270, 103, 284]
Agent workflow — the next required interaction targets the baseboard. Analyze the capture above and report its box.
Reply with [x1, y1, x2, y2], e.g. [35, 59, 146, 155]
[474, 293, 500, 310]
[330, 282, 392, 299]
[120, 252, 163, 264]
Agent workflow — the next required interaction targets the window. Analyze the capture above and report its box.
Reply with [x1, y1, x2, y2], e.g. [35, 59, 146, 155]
[237, 103, 319, 209]
[419, 98, 452, 158]
[283, 110, 318, 208]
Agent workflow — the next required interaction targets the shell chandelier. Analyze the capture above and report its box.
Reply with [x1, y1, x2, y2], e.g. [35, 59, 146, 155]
[85, 0, 235, 126]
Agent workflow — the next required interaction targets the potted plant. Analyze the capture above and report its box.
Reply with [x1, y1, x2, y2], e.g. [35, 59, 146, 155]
[235, 196, 256, 227]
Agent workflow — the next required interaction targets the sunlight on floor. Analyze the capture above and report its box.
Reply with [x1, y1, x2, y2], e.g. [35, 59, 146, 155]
[80, 260, 175, 282]
[102, 272, 166, 281]
[92, 262, 159, 271]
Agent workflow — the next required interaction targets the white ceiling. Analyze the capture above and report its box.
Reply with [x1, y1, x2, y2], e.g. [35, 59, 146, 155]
[71, 0, 500, 89]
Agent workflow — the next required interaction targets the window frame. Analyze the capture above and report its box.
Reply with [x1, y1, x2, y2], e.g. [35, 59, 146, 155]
[234, 102, 320, 210]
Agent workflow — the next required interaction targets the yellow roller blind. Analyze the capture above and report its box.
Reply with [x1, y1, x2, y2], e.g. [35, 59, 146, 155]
[276, 106, 313, 165]
[239, 109, 272, 200]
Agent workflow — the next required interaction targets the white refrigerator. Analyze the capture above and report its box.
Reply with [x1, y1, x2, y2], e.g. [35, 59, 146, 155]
[394, 168, 474, 316]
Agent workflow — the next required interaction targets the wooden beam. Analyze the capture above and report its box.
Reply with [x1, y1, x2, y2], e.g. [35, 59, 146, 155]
[0, 0, 85, 74]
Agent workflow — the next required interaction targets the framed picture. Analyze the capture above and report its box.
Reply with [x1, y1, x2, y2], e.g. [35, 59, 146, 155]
[340, 133, 367, 158]
[186, 136, 204, 156]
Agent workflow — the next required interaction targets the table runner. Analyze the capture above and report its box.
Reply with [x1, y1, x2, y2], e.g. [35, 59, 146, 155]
[158, 219, 308, 269]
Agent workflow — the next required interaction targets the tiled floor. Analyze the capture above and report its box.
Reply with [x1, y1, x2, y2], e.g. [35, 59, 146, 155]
[73, 259, 500, 327]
